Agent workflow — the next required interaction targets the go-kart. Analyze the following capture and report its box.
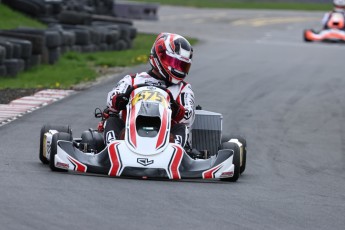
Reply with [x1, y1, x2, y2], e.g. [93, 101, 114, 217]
[304, 12, 345, 43]
[39, 84, 247, 182]
[304, 28, 345, 42]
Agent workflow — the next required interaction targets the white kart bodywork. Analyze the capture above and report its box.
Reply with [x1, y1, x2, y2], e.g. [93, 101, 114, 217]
[41, 85, 242, 181]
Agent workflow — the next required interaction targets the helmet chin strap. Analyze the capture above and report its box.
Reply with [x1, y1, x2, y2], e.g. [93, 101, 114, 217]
[149, 69, 173, 86]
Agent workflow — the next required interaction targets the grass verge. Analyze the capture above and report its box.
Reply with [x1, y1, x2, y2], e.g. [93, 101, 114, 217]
[127, 0, 331, 11]
[0, 0, 327, 90]
[0, 4, 46, 29]
[0, 34, 198, 89]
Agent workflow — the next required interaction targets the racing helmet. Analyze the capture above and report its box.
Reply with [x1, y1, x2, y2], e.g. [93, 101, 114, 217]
[149, 32, 193, 84]
[334, 0, 345, 8]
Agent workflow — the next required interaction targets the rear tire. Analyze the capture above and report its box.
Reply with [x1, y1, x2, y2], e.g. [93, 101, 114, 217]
[80, 129, 105, 153]
[39, 124, 72, 164]
[49, 132, 73, 172]
[219, 142, 240, 182]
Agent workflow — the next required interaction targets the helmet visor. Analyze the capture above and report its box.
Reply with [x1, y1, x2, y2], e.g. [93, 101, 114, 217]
[161, 52, 191, 75]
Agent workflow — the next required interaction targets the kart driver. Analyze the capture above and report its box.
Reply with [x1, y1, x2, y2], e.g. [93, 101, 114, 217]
[321, 0, 345, 30]
[101, 32, 195, 148]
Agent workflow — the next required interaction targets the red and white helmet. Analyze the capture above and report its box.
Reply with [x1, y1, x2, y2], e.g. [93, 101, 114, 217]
[149, 32, 193, 84]
[334, 0, 345, 8]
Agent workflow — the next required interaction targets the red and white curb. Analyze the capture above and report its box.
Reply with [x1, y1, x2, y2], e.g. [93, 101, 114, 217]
[0, 89, 75, 127]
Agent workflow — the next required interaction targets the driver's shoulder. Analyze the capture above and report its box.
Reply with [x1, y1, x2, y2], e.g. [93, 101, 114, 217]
[169, 81, 193, 94]
[180, 81, 193, 91]
[131, 72, 157, 82]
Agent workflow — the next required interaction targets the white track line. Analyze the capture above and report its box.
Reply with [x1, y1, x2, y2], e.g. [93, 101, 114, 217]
[0, 89, 75, 127]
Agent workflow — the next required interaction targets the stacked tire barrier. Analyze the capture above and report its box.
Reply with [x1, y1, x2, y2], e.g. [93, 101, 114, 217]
[114, 1, 159, 21]
[0, 0, 138, 77]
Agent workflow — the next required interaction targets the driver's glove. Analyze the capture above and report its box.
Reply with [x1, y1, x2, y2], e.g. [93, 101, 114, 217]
[171, 102, 185, 122]
[111, 94, 129, 112]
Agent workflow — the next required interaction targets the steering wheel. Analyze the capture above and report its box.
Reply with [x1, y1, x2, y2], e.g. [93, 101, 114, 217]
[123, 83, 179, 108]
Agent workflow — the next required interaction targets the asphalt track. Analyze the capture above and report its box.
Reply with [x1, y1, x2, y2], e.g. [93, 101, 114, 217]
[1, 6, 345, 230]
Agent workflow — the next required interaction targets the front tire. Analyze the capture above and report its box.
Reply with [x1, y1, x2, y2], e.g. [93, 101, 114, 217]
[39, 124, 72, 164]
[49, 132, 73, 172]
[219, 142, 240, 182]
[304, 29, 312, 42]
[221, 135, 247, 174]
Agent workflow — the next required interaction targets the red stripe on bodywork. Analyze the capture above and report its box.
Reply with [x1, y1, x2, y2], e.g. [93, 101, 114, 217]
[156, 109, 168, 149]
[108, 142, 121, 176]
[202, 164, 222, 179]
[129, 104, 137, 148]
[169, 146, 183, 179]
[67, 156, 87, 172]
